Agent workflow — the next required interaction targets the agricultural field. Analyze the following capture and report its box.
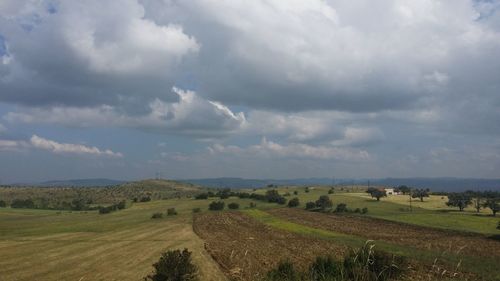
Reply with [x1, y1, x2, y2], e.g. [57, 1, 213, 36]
[0, 182, 499, 280]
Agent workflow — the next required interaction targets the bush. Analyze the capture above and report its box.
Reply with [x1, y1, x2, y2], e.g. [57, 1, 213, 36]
[343, 242, 406, 281]
[288, 197, 300, 208]
[117, 200, 127, 210]
[0, 200, 6, 208]
[293, 191, 298, 195]
[315, 195, 333, 210]
[328, 189, 335, 194]
[140, 196, 151, 202]
[266, 242, 406, 281]
[145, 248, 198, 281]
[151, 212, 163, 219]
[305, 187, 310, 193]
[335, 203, 348, 213]
[194, 193, 208, 200]
[228, 202, 240, 210]
[361, 207, 368, 214]
[265, 260, 300, 281]
[305, 202, 316, 210]
[308, 256, 342, 280]
[249, 202, 257, 208]
[497, 221, 500, 230]
[208, 201, 225, 211]
[192, 208, 201, 213]
[99, 206, 113, 214]
[11, 199, 35, 209]
[167, 208, 178, 216]
[354, 208, 361, 213]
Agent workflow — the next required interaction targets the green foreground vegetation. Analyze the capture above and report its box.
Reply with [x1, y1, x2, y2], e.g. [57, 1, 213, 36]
[0, 181, 499, 280]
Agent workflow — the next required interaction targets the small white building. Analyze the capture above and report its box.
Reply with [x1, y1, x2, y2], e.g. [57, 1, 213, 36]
[385, 188, 395, 195]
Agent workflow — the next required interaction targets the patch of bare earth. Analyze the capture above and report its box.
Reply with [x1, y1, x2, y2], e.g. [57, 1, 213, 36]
[269, 208, 500, 258]
[193, 211, 348, 281]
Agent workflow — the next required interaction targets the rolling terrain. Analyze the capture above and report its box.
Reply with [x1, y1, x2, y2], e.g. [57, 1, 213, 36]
[0, 183, 499, 280]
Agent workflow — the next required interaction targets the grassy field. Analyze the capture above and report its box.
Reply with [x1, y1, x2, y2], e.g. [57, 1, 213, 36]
[1, 183, 499, 280]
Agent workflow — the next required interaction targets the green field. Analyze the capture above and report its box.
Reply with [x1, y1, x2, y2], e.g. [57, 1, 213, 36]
[0, 183, 499, 280]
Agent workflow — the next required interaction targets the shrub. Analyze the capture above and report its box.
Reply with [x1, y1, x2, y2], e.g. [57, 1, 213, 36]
[335, 203, 348, 213]
[249, 202, 257, 208]
[140, 196, 152, 202]
[117, 200, 127, 210]
[0, 200, 6, 208]
[133, 197, 138, 203]
[194, 193, 208, 200]
[497, 221, 500, 230]
[315, 195, 333, 210]
[305, 187, 310, 193]
[276, 196, 287, 205]
[308, 256, 342, 280]
[192, 208, 201, 213]
[343, 242, 406, 281]
[305, 202, 316, 210]
[228, 202, 240, 210]
[288, 197, 300, 208]
[98, 206, 113, 214]
[11, 199, 35, 209]
[354, 208, 361, 213]
[237, 192, 251, 199]
[293, 191, 298, 195]
[328, 189, 335, 194]
[151, 212, 163, 219]
[265, 260, 300, 281]
[145, 248, 198, 281]
[167, 208, 178, 216]
[208, 201, 225, 211]
[361, 207, 368, 214]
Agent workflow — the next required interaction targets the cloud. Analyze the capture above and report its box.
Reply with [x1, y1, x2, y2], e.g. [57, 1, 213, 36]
[208, 138, 371, 161]
[0, 0, 199, 107]
[5, 87, 246, 138]
[29, 135, 123, 157]
[0, 139, 26, 151]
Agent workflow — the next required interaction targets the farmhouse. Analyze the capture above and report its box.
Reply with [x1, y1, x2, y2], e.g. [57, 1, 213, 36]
[385, 188, 395, 195]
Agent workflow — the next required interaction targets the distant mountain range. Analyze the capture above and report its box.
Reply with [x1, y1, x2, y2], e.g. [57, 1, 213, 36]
[179, 177, 500, 192]
[6, 177, 500, 192]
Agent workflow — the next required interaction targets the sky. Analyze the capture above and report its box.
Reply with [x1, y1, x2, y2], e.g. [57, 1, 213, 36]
[0, 0, 500, 183]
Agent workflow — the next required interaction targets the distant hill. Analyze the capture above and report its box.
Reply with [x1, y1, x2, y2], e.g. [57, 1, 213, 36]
[180, 177, 500, 191]
[180, 177, 334, 188]
[34, 178, 126, 187]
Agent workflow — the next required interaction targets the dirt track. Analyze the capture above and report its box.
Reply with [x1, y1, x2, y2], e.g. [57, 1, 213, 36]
[193, 211, 348, 281]
[269, 208, 500, 258]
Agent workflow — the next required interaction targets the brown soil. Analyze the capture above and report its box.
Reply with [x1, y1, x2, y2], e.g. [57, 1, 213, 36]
[269, 208, 500, 258]
[193, 211, 348, 281]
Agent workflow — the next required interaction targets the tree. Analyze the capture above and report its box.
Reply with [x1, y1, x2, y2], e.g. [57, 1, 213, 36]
[167, 208, 178, 216]
[208, 201, 225, 211]
[396, 185, 410, 195]
[366, 187, 377, 198]
[411, 189, 429, 202]
[335, 203, 348, 213]
[483, 199, 500, 217]
[305, 202, 316, 210]
[446, 193, 472, 211]
[0, 200, 6, 208]
[371, 190, 386, 201]
[288, 197, 300, 208]
[228, 202, 239, 209]
[315, 195, 333, 210]
[145, 249, 198, 281]
[194, 193, 208, 200]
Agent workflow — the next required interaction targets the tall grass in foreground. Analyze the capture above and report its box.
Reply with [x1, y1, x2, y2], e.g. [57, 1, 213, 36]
[265, 241, 406, 281]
